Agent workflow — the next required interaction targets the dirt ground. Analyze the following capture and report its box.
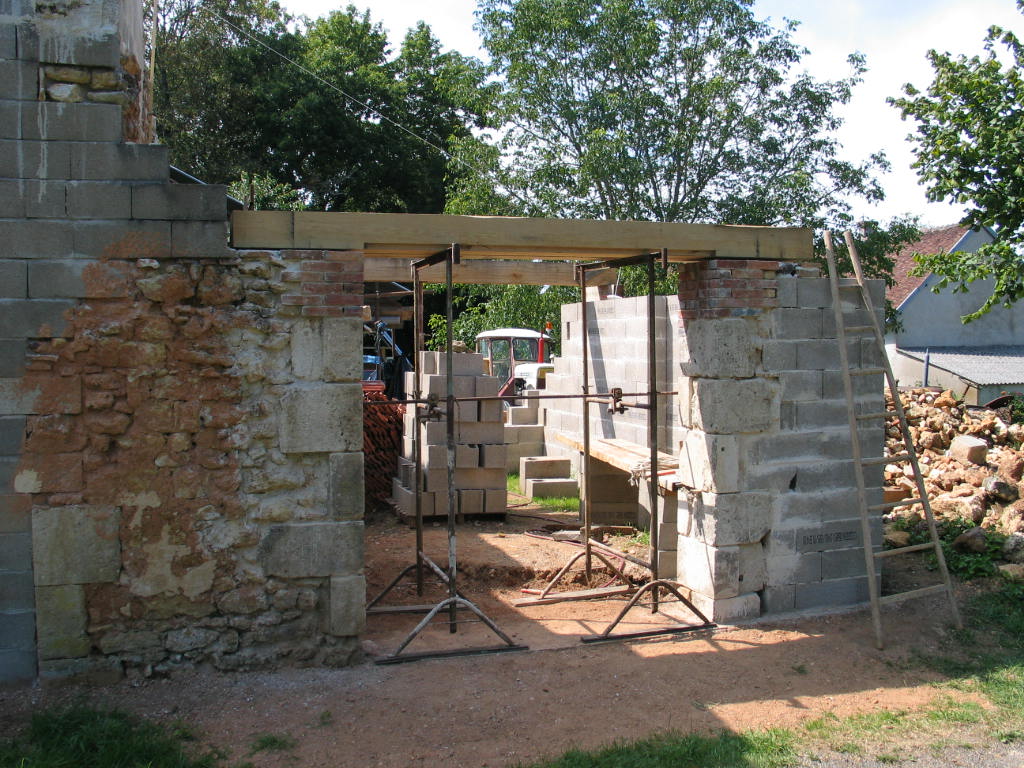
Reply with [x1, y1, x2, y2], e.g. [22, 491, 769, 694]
[0, 508, 985, 768]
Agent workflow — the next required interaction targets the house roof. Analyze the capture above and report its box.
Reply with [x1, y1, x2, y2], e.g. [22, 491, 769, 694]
[887, 224, 967, 307]
[896, 346, 1024, 386]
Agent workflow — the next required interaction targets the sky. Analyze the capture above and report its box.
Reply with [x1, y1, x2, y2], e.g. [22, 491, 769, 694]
[279, 0, 1023, 228]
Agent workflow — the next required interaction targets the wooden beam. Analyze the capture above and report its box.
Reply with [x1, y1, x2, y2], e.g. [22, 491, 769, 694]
[362, 258, 618, 286]
[231, 211, 813, 261]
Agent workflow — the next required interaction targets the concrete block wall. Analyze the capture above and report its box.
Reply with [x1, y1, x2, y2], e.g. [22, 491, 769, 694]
[674, 262, 886, 622]
[391, 352, 507, 517]
[0, 3, 368, 684]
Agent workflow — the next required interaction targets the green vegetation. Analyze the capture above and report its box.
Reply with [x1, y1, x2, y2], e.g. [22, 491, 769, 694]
[888, 514, 1006, 580]
[249, 733, 296, 753]
[507, 473, 580, 513]
[891, 1, 1024, 321]
[0, 706, 224, 768]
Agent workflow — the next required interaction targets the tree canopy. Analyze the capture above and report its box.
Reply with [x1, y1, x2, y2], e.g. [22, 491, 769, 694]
[890, 1, 1024, 321]
[154, 1, 492, 213]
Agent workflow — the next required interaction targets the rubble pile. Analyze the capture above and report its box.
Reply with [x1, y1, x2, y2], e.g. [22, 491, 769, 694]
[883, 388, 1024, 536]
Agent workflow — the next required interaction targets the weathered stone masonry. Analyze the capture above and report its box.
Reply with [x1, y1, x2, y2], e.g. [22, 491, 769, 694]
[0, 0, 367, 684]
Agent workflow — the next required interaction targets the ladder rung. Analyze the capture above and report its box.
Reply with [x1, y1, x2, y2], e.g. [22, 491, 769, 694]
[862, 453, 910, 466]
[874, 541, 936, 559]
[869, 497, 923, 512]
[855, 411, 893, 421]
[878, 583, 949, 606]
[845, 325, 876, 333]
[850, 367, 886, 377]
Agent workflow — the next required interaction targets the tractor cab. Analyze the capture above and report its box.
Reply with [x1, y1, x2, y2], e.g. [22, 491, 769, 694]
[475, 327, 554, 397]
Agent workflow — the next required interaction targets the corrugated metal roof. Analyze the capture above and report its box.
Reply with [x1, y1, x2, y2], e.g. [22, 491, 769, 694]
[897, 346, 1024, 385]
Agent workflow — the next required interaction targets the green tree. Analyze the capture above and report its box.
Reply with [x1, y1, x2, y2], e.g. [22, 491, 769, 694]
[890, 2, 1024, 321]
[456, 0, 887, 227]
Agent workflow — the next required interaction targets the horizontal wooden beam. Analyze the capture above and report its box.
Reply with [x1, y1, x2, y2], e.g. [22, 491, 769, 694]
[231, 211, 813, 262]
[363, 258, 617, 286]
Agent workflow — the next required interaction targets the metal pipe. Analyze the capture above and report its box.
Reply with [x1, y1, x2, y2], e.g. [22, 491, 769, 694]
[364, 390, 677, 406]
[445, 244, 459, 633]
[579, 265, 592, 582]
[412, 271, 424, 596]
[647, 252, 660, 613]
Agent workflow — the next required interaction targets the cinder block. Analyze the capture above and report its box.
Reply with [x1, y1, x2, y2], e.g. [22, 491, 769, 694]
[0, 23, 15, 59]
[328, 574, 365, 636]
[0, 610, 34, 651]
[793, 575, 869, 610]
[820, 547, 872, 580]
[504, 424, 543, 444]
[796, 339, 861, 371]
[507, 404, 538, 425]
[171, 220, 228, 258]
[475, 376, 500, 397]
[0, 59, 37, 100]
[691, 378, 776, 434]
[458, 421, 503, 444]
[0, 101, 20, 140]
[31, 506, 120, 585]
[0, 299, 75, 337]
[776, 277, 798, 308]
[65, 180, 131, 219]
[0, 220, 73, 259]
[417, 351, 437, 375]
[792, 399, 850, 430]
[525, 477, 578, 498]
[766, 553, 821, 585]
[478, 397, 502, 422]
[761, 340, 798, 371]
[68, 142, 169, 181]
[36, 29, 119, 68]
[27, 260, 88, 298]
[0, 456, 14, 492]
[679, 318, 757, 378]
[279, 383, 362, 453]
[132, 183, 228, 221]
[458, 488, 484, 515]
[480, 443, 506, 469]
[261, 521, 363, 578]
[23, 180, 66, 218]
[35, 584, 89, 660]
[780, 370, 822, 402]
[0, 179, 26, 217]
[329, 452, 363, 520]
[21, 101, 121, 142]
[520, 456, 570, 479]
[0, 139, 73, 179]
[677, 491, 772, 546]
[0, 570, 33, 611]
[0, 260, 26, 298]
[484, 488, 506, 513]
[796, 278, 832, 309]
[0, 531, 30, 571]
[761, 585, 795, 613]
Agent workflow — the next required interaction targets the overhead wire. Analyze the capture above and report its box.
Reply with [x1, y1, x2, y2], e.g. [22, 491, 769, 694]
[199, 7, 538, 213]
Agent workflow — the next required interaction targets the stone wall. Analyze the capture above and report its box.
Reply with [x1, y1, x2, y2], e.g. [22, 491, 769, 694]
[0, 1, 366, 685]
[539, 260, 887, 623]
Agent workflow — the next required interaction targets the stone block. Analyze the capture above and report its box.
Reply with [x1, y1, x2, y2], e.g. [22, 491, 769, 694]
[0, 494, 31, 533]
[949, 434, 988, 466]
[22, 180, 67, 218]
[0, 59, 36, 100]
[780, 370, 822, 402]
[0, 23, 14, 59]
[26, 259, 89, 299]
[21, 102, 121, 142]
[0, 341, 24, 378]
[68, 142, 168, 181]
[290, 319, 322, 380]
[525, 477, 578, 498]
[0, 379, 37, 415]
[679, 318, 757, 378]
[38, 656, 123, 685]
[329, 574, 365, 636]
[322, 317, 362, 382]
[691, 378, 776, 435]
[0, 260, 26, 299]
[458, 488, 483, 515]
[13, 452, 81, 493]
[261, 521, 363, 578]
[676, 537, 739, 598]
[171, 221, 228, 259]
[0, 610, 34, 651]
[0, 298, 75, 338]
[65, 180, 132, 219]
[484, 488, 506, 513]
[0, 570, 34, 611]
[0, 649, 36, 683]
[35, 584, 89, 660]
[279, 384, 362, 453]
[821, 547, 872, 580]
[766, 553, 821, 585]
[776, 276, 798, 308]
[761, 340, 797, 372]
[0, 219, 74, 260]
[0, 531, 30, 571]
[31, 505, 120, 585]
[36, 29, 119, 68]
[0, 414, 25, 454]
[793, 576, 869, 610]
[677, 430, 739, 493]
[688, 591, 761, 623]
[131, 183, 227, 221]
[480, 443, 506, 469]
[329, 452, 363, 520]
[0, 139, 72, 179]
[0, 179, 26, 216]
[678, 491, 772, 546]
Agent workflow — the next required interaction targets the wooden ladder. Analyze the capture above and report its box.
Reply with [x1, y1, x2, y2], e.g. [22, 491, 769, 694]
[824, 230, 963, 649]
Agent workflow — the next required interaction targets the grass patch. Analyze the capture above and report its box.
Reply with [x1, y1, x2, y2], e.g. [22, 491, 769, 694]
[507, 473, 580, 513]
[0, 706, 224, 768]
[249, 733, 296, 753]
[522, 728, 796, 768]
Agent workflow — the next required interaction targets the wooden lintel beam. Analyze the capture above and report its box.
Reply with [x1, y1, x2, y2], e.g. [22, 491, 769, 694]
[363, 258, 618, 287]
[231, 211, 813, 262]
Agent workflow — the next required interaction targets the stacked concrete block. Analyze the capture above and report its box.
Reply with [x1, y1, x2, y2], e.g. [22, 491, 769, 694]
[673, 268, 886, 622]
[391, 352, 507, 517]
[504, 389, 545, 471]
[519, 456, 578, 498]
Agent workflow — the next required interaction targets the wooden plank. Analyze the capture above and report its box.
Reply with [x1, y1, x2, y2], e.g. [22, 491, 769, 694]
[362, 258, 619, 286]
[512, 585, 633, 606]
[231, 211, 813, 261]
[553, 433, 677, 490]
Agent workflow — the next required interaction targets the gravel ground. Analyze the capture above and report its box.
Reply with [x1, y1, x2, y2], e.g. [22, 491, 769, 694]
[796, 742, 1024, 767]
